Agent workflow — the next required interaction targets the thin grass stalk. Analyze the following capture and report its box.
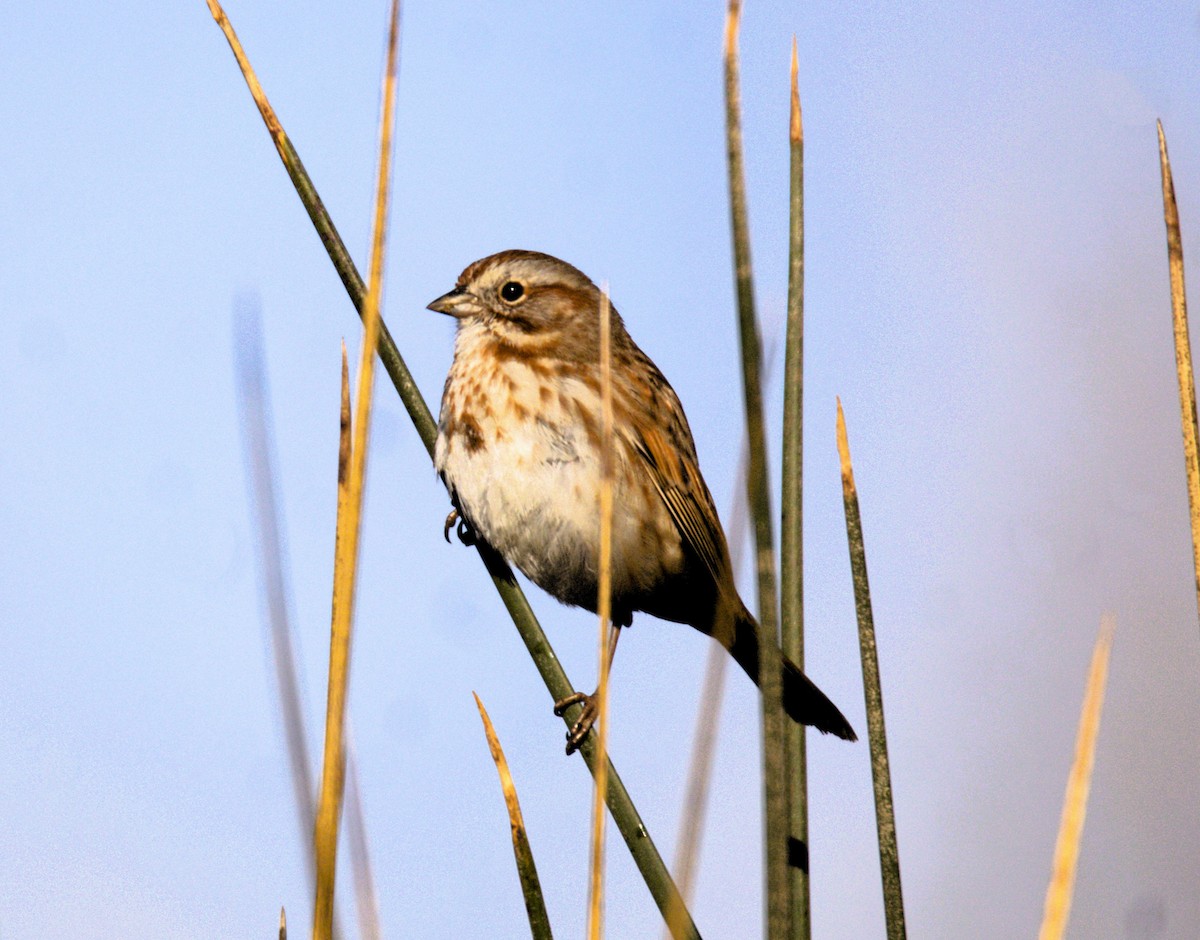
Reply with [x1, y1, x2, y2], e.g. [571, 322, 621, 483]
[665, 646, 726, 940]
[207, 9, 698, 934]
[724, 3, 790, 935]
[779, 39, 810, 940]
[666, 449, 750, 940]
[1037, 616, 1114, 940]
[666, 332, 779, 940]
[314, 347, 355, 940]
[234, 302, 320, 871]
[836, 401, 906, 940]
[1156, 122, 1200, 626]
[588, 290, 616, 940]
[280, 908, 287, 940]
[345, 747, 382, 940]
[313, 6, 401, 937]
[236, 302, 356, 940]
[474, 693, 554, 940]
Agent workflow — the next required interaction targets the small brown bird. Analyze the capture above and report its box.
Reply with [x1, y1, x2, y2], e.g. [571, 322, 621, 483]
[430, 250, 855, 752]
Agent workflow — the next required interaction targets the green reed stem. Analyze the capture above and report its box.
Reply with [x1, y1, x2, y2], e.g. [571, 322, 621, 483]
[836, 402, 906, 940]
[474, 543, 700, 940]
[206, 6, 698, 937]
[724, 4, 789, 937]
[779, 39, 810, 940]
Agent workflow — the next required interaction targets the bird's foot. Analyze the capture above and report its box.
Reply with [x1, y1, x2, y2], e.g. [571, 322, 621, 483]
[443, 508, 477, 546]
[553, 690, 597, 755]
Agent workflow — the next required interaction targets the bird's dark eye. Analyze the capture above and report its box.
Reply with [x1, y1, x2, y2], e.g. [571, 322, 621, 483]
[500, 281, 525, 303]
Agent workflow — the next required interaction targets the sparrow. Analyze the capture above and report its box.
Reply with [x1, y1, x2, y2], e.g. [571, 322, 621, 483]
[429, 250, 855, 752]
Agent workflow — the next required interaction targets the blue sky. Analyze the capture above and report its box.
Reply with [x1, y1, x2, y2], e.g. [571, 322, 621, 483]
[2, 2, 1199, 938]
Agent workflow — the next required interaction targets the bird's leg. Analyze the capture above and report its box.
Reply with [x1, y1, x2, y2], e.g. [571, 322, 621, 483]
[442, 507, 477, 546]
[554, 622, 622, 755]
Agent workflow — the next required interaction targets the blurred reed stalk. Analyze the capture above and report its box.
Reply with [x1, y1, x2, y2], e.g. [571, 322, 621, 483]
[667, 332, 780, 940]
[206, 4, 699, 935]
[280, 907, 288, 940]
[1156, 122, 1200, 626]
[474, 693, 554, 940]
[779, 38, 811, 940]
[836, 401, 906, 940]
[724, 3, 791, 935]
[345, 743, 382, 940]
[1037, 616, 1114, 940]
[665, 450, 747, 940]
[313, 3, 400, 937]
[238, 302, 385, 940]
[234, 302, 320, 881]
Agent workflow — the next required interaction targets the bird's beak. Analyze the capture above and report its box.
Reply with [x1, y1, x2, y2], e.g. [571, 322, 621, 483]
[427, 286, 483, 319]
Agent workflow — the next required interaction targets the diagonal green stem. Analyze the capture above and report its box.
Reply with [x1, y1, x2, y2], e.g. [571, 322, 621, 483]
[206, 5, 699, 936]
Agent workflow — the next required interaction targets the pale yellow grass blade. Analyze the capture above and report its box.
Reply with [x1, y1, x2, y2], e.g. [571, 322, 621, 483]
[1038, 615, 1115, 940]
[588, 288, 615, 940]
[313, 345, 354, 940]
[312, 4, 401, 938]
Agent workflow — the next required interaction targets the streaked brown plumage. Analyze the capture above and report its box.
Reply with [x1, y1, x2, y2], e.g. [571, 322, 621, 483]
[430, 250, 855, 750]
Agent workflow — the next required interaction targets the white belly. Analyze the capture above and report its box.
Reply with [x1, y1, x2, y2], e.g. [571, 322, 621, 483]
[439, 413, 607, 609]
[435, 377, 681, 617]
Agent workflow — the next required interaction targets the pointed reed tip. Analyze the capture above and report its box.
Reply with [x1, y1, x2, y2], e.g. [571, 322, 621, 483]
[1157, 121, 1172, 183]
[724, 1, 741, 57]
[1099, 612, 1116, 646]
[789, 39, 802, 143]
[835, 398, 852, 478]
[278, 906, 287, 940]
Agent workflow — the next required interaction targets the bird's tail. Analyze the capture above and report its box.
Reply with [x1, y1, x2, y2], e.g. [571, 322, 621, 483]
[724, 606, 857, 742]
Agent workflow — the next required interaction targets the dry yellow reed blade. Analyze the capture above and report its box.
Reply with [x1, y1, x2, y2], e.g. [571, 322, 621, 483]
[474, 693, 553, 939]
[1038, 616, 1115, 940]
[312, 5, 401, 937]
[313, 344, 354, 940]
[588, 287, 615, 940]
[1157, 122, 1200, 625]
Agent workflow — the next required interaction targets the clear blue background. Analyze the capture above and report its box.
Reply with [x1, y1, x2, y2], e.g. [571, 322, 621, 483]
[2, 2, 1198, 937]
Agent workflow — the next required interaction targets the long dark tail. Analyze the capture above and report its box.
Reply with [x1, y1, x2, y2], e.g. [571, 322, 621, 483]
[725, 608, 857, 742]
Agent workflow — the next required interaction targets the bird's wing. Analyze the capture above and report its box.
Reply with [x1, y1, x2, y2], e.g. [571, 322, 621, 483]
[618, 354, 728, 586]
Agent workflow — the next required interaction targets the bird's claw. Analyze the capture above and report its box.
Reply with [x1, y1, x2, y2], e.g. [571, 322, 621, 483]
[443, 508, 477, 546]
[554, 691, 597, 755]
